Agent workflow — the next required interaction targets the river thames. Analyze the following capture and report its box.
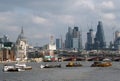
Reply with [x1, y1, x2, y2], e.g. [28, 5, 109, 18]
[1, 61, 120, 81]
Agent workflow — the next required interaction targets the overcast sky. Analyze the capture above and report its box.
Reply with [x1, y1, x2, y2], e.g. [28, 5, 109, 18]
[0, 0, 120, 46]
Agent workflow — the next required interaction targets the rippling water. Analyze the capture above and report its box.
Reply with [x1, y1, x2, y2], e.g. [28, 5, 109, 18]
[1, 61, 120, 81]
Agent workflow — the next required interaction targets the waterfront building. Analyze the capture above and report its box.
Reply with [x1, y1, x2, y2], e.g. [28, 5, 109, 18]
[42, 36, 56, 61]
[16, 27, 28, 61]
[65, 26, 82, 51]
[0, 35, 9, 49]
[0, 35, 15, 61]
[86, 29, 94, 50]
[48, 36, 56, 51]
[2, 43, 15, 61]
[0, 37, 4, 49]
[94, 21, 106, 50]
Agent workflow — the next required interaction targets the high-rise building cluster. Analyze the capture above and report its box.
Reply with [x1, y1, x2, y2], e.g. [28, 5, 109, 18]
[86, 21, 106, 50]
[56, 21, 107, 51]
[64, 26, 82, 51]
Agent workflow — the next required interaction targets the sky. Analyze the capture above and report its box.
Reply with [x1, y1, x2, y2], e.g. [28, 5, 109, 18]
[0, 0, 120, 46]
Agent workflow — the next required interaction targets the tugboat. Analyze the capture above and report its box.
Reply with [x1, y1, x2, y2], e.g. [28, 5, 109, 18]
[66, 62, 82, 67]
[91, 61, 112, 67]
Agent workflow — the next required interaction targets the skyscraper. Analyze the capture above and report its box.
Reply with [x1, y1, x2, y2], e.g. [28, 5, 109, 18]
[86, 29, 94, 50]
[56, 38, 62, 49]
[65, 27, 73, 49]
[65, 26, 82, 51]
[94, 21, 106, 49]
[114, 31, 120, 50]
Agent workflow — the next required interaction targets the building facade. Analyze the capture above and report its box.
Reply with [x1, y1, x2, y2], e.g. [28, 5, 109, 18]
[65, 27, 73, 49]
[16, 27, 28, 61]
[114, 31, 120, 50]
[0, 35, 15, 61]
[94, 21, 106, 50]
[86, 29, 94, 50]
[56, 38, 62, 49]
[65, 27, 82, 51]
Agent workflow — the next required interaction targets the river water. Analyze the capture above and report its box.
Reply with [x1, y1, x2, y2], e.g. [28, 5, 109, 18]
[1, 61, 120, 81]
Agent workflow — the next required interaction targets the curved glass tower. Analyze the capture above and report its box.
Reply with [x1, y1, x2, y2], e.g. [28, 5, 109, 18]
[94, 21, 106, 49]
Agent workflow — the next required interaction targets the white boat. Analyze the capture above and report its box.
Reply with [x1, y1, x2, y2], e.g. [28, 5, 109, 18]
[15, 62, 32, 70]
[40, 64, 61, 68]
[3, 64, 23, 72]
[40, 64, 45, 69]
[103, 58, 111, 61]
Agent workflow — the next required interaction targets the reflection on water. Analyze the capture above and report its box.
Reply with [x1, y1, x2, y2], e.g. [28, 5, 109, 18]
[1, 62, 120, 81]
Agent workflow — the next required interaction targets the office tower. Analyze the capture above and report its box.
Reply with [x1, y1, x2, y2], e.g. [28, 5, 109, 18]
[115, 31, 120, 41]
[72, 27, 82, 50]
[56, 38, 62, 49]
[65, 27, 73, 49]
[94, 21, 106, 49]
[65, 26, 82, 51]
[86, 29, 94, 50]
[56, 39, 61, 49]
[114, 31, 120, 50]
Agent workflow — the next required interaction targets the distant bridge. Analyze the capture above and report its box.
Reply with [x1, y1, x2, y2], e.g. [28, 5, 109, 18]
[57, 53, 120, 61]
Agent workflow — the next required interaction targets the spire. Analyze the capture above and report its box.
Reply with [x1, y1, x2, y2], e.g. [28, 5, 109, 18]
[16, 26, 26, 44]
[19, 26, 25, 40]
[21, 26, 24, 34]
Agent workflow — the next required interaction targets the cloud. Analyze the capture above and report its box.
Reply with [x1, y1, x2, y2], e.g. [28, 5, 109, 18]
[73, 0, 95, 11]
[100, 1, 115, 10]
[0, 0, 119, 46]
[57, 15, 75, 24]
[0, 12, 14, 23]
[102, 13, 116, 20]
[32, 34, 46, 39]
[32, 16, 47, 24]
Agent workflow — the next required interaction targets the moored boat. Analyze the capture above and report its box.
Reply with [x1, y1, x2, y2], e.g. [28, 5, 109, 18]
[15, 62, 32, 70]
[3, 65, 17, 72]
[40, 64, 61, 68]
[3, 64, 23, 72]
[66, 62, 82, 67]
[91, 61, 112, 67]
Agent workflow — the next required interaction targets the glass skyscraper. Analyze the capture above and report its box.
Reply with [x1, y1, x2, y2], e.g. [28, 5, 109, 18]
[65, 27, 82, 51]
[65, 27, 73, 49]
[86, 29, 94, 50]
[56, 38, 62, 49]
[94, 21, 106, 49]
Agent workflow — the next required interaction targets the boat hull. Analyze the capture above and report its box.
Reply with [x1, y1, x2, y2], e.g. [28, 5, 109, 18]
[91, 61, 112, 67]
